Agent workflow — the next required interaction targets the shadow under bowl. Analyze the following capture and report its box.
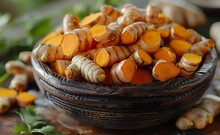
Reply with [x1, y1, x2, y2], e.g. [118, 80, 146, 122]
[32, 46, 217, 129]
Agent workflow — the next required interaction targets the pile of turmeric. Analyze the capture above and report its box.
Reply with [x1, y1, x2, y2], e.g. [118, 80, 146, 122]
[33, 3, 214, 85]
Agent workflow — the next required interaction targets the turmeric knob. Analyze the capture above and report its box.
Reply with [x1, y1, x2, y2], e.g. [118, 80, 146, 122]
[0, 97, 11, 114]
[100, 5, 122, 21]
[170, 24, 190, 40]
[63, 13, 80, 33]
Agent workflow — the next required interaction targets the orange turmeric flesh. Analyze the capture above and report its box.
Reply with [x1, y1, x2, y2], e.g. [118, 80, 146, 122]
[183, 53, 202, 65]
[94, 48, 110, 67]
[120, 59, 137, 82]
[80, 12, 103, 28]
[131, 69, 153, 84]
[137, 49, 152, 65]
[170, 39, 191, 56]
[171, 24, 189, 40]
[0, 87, 17, 102]
[153, 60, 180, 82]
[61, 33, 79, 59]
[16, 92, 36, 107]
[45, 34, 64, 46]
[40, 32, 57, 44]
[153, 47, 176, 63]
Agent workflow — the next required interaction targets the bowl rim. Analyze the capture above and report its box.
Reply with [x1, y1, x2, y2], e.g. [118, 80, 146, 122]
[32, 44, 217, 98]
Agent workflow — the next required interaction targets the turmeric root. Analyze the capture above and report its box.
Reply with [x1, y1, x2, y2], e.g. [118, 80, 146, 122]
[18, 51, 32, 64]
[63, 13, 80, 33]
[9, 74, 28, 92]
[157, 13, 171, 27]
[44, 34, 64, 46]
[131, 69, 153, 84]
[78, 48, 98, 60]
[186, 29, 202, 44]
[121, 22, 148, 44]
[153, 47, 176, 63]
[170, 24, 189, 40]
[177, 53, 202, 76]
[170, 39, 191, 56]
[152, 59, 180, 82]
[176, 94, 220, 130]
[100, 5, 122, 21]
[66, 55, 106, 83]
[90, 24, 117, 42]
[146, 5, 160, 26]
[40, 32, 57, 44]
[94, 46, 131, 67]
[130, 49, 152, 66]
[33, 44, 64, 62]
[50, 60, 71, 76]
[190, 39, 215, 56]
[158, 24, 171, 38]
[129, 29, 161, 54]
[110, 59, 137, 84]
[16, 92, 36, 108]
[0, 97, 11, 114]
[0, 87, 17, 103]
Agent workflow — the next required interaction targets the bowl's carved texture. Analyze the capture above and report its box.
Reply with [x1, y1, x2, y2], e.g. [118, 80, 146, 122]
[32, 47, 217, 129]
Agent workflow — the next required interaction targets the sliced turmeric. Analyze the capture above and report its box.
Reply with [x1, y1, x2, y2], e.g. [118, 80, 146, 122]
[90, 24, 117, 42]
[190, 39, 215, 56]
[0, 87, 17, 103]
[158, 24, 171, 38]
[121, 22, 148, 44]
[186, 29, 202, 44]
[63, 13, 80, 33]
[68, 55, 106, 83]
[40, 32, 57, 44]
[153, 47, 176, 63]
[44, 34, 64, 46]
[50, 60, 71, 76]
[16, 92, 36, 108]
[80, 12, 107, 28]
[78, 48, 98, 60]
[170, 39, 191, 56]
[110, 59, 137, 84]
[177, 53, 202, 76]
[152, 60, 180, 82]
[130, 49, 152, 66]
[170, 24, 189, 40]
[157, 13, 171, 27]
[131, 69, 153, 84]
[100, 5, 122, 21]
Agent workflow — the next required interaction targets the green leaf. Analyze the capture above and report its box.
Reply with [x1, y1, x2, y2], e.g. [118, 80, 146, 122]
[0, 13, 11, 29]
[13, 124, 29, 134]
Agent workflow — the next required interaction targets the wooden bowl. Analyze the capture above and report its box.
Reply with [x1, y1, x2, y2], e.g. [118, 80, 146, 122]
[32, 45, 217, 129]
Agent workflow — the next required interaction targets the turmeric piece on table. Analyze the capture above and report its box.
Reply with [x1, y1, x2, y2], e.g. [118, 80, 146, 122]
[170, 24, 190, 40]
[0, 87, 17, 103]
[18, 51, 32, 64]
[66, 55, 106, 83]
[110, 59, 137, 84]
[130, 49, 152, 66]
[33, 44, 64, 62]
[176, 94, 220, 130]
[94, 46, 131, 67]
[121, 22, 148, 44]
[9, 74, 28, 92]
[0, 97, 11, 114]
[170, 39, 191, 56]
[63, 13, 80, 34]
[177, 53, 202, 76]
[90, 24, 117, 43]
[131, 69, 153, 84]
[190, 39, 215, 56]
[153, 47, 176, 63]
[100, 5, 122, 21]
[152, 60, 180, 82]
[50, 60, 71, 76]
[16, 92, 36, 108]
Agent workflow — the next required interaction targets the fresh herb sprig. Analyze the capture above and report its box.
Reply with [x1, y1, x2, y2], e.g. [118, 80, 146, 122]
[13, 106, 63, 135]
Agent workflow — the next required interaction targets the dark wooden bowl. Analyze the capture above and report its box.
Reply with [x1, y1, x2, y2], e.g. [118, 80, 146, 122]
[32, 44, 217, 129]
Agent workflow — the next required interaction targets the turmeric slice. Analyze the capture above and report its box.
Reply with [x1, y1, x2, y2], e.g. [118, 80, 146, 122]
[186, 29, 202, 44]
[157, 13, 171, 27]
[100, 5, 122, 21]
[111, 59, 137, 84]
[90, 25, 117, 42]
[170, 39, 191, 56]
[146, 5, 160, 25]
[50, 60, 71, 76]
[190, 39, 215, 56]
[130, 49, 152, 66]
[33, 44, 64, 62]
[80, 12, 106, 28]
[177, 53, 202, 76]
[44, 34, 64, 46]
[121, 22, 148, 44]
[138, 30, 161, 53]
[170, 24, 190, 40]
[152, 60, 180, 82]
[69, 55, 106, 83]
[131, 69, 153, 84]
[16, 92, 36, 108]
[153, 47, 176, 63]
[63, 13, 80, 33]
[0, 87, 17, 103]
[40, 32, 57, 44]
[158, 24, 171, 38]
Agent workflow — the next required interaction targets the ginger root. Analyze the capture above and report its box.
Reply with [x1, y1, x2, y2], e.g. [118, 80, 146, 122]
[176, 94, 220, 130]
